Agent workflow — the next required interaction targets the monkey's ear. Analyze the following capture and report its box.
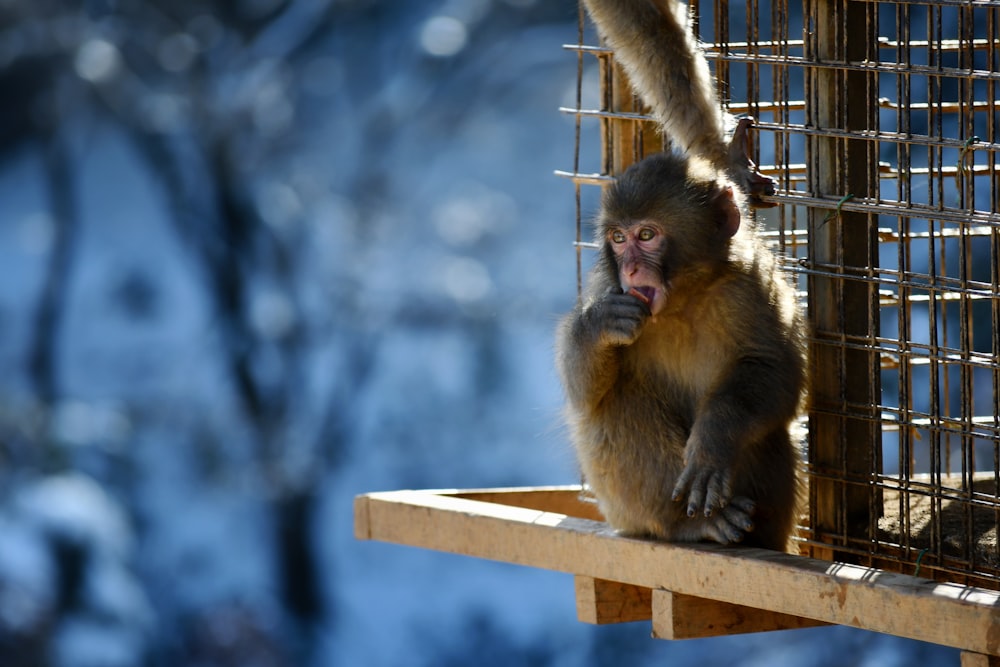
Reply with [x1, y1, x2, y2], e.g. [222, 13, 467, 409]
[715, 185, 741, 238]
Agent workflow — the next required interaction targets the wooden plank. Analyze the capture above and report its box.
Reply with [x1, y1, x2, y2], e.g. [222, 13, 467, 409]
[575, 576, 652, 624]
[652, 590, 829, 639]
[354, 487, 1000, 655]
[962, 653, 1000, 667]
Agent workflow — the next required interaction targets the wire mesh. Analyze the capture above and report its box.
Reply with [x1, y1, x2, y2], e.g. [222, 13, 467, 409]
[561, 0, 1000, 589]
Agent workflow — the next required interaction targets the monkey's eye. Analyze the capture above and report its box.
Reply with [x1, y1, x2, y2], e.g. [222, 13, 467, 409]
[610, 230, 626, 244]
[638, 228, 657, 242]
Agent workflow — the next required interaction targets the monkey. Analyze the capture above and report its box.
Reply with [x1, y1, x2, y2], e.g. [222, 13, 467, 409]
[554, 0, 806, 550]
[581, 0, 776, 206]
[553, 0, 805, 550]
[555, 153, 806, 551]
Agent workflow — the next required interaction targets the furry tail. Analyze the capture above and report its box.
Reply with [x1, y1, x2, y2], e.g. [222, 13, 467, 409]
[582, 0, 729, 168]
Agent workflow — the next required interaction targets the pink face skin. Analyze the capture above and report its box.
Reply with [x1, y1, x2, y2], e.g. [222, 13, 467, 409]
[608, 222, 668, 316]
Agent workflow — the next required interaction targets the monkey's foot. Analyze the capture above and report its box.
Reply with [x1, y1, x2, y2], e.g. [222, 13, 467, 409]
[666, 495, 757, 545]
[727, 117, 777, 208]
[701, 496, 757, 545]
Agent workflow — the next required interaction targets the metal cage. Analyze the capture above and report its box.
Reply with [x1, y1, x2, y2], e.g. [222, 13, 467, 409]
[560, 0, 1000, 589]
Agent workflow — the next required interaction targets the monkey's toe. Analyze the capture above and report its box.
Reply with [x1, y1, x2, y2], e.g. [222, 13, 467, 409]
[721, 504, 755, 533]
[744, 171, 778, 206]
[728, 496, 757, 516]
[703, 514, 747, 545]
[726, 116, 778, 207]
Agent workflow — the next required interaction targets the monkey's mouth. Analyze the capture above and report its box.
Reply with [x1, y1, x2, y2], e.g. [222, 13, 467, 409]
[627, 286, 656, 307]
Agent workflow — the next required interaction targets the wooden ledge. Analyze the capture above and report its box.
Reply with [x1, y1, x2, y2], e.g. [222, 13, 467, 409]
[354, 486, 1000, 657]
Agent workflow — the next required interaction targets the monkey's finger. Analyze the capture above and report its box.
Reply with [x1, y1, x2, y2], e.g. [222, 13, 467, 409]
[704, 471, 736, 516]
[684, 475, 709, 518]
[671, 468, 692, 503]
[671, 467, 699, 510]
[622, 291, 653, 315]
[673, 467, 712, 516]
[603, 317, 648, 346]
[605, 295, 651, 318]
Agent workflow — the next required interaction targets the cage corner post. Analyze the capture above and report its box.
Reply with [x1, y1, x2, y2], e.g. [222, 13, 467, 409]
[805, 0, 881, 563]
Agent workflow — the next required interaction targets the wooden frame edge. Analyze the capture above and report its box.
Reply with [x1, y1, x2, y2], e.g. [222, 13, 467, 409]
[354, 486, 1000, 655]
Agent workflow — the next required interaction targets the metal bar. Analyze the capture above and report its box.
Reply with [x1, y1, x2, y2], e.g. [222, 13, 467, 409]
[573, 2, 585, 299]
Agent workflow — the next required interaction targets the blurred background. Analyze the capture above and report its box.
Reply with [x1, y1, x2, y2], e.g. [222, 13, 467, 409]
[0, 0, 964, 664]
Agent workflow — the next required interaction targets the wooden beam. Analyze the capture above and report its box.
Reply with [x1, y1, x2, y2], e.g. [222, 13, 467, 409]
[354, 487, 1000, 655]
[575, 577, 652, 624]
[652, 590, 829, 639]
[962, 653, 1000, 667]
[573, 576, 829, 636]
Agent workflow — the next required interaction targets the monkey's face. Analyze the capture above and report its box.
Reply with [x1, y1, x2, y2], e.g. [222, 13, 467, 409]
[607, 222, 669, 315]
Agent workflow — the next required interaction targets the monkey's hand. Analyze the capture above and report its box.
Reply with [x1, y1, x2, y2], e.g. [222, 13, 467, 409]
[581, 288, 650, 348]
[671, 442, 737, 518]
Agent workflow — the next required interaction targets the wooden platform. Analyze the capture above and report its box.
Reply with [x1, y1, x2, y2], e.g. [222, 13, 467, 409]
[354, 486, 1000, 663]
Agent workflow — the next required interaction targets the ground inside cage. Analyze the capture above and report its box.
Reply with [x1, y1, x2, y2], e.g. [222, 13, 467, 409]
[877, 473, 1000, 577]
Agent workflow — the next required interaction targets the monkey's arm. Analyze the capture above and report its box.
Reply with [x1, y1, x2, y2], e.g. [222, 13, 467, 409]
[582, 0, 775, 204]
[673, 353, 804, 517]
[556, 290, 650, 411]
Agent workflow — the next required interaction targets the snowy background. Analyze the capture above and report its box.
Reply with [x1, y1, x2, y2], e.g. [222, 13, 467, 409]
[0, 0, 961, 664]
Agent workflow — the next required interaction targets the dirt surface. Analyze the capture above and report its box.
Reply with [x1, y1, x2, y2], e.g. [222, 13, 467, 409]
[877, 474, 1000, 572]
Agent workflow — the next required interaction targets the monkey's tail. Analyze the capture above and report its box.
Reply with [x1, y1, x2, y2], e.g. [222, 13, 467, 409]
[582, 0, 729, 168]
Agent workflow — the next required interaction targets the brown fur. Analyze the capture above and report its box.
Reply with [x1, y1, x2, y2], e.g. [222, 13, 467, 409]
[556, 154, 806, 550]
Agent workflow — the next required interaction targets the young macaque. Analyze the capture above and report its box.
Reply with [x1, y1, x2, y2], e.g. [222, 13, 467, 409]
[556, 153, 806, 550]
[581, 0, 775, 206]
[555, 0, 804, 549]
